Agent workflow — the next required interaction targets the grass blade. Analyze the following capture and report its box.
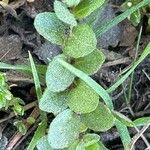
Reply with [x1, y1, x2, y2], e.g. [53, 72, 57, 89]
[28, 52, 42, 100]
[27, 120, 47, 150]
[57, 58, 114, 110]
[28, 52, 47, 150]
[95, 0, 150, 37]
[115, 120, 132, 150]
[107, 42, 150, 93]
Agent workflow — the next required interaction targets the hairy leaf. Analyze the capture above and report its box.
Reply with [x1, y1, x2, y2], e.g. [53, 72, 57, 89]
[46, 55, 74, 92]
[39, 89, 67, 115]
[63, 0, 80, 7]
[54, 1, 77, 26]
[57, 58, 114, 110]
[48, 109, 82, 149]
[74, 49, 105, 75]
[67, 80, 99, 113]
[34, 12, 67, 45]
[64, 24, 97, 58]
[72, 0, 105, 19]
[82, 133, 100, 147]
[37, 136, 53, 150]
[85, 143, 100, 150]
[81, 102, 114, 131]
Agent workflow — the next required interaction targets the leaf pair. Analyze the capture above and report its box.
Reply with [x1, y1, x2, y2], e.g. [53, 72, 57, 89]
[37, 108, 112, 149]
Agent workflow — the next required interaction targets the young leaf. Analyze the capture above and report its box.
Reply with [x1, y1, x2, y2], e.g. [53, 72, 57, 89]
[129, 10, 141, 26]
[82, 133, 100, 147]
[39, 88, 67, 115]
[133, 117, 150, 126]
[72, 0, 105, 19]
[63, 0, 80, 7]
[68, 140, 80, 150]
[34, 12, 67, 45]
[48, 109, 82, 149]
[67, 80, 99, 114]
[74, 49, 105, 75]
[54, 1, 77, 26]
[46, 55, 75, 92]
[85, 143, 100, 150]
[64, 24, 97, 58]
[36, 136, 53, 150]
[81, 102, 114, 131]
[113, 111, 134, 127]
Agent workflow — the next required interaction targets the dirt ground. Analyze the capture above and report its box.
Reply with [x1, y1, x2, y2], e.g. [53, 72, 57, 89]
[0, 0, 150, 150]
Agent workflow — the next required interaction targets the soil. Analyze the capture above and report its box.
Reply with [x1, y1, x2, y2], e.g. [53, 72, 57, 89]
[0, 0, 150, 150]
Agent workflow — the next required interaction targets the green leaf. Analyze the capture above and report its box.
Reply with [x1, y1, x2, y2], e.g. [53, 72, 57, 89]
[74, 49, 105, 75]
[34, 12, 67, 45]
[57, 58, 114, 110]
[46, 55, 75, 92]
[27, 120, 47, 150]
[98, 141, 108, 150]
[37, 136, 53, 150]
[54, 1, 77, 26]
[133, 117, 150, 126]
[67, 80, 99, 113]
[67, 140, 80, 150]
[81, 102, 114, 131]
[113, 111, 134, 127]
[72, 0, 105, 19]
[62, 0, 80, 7]
[48, 109, 82, 149]
[82, 133, 100, 147]
[85, 143, 100, 150]
[130, 10, 141, 26]
[64, 24, 97, 58]
[115, 120, 131, 150]
[39, 88, 67, 115]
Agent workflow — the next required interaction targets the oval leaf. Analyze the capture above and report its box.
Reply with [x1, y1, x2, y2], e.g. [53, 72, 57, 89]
[46, 55, 75, 92]
[81, 102, 114, 131]
[74, 49, 105, 75]
[67, 80, 99, 113]
[54, 1, 77, 26]
[85, 143, 100, 150]
[64, 24, 97, 58]
[73, 0, 105, 19]
[34, 12, 67, 45]
[39, 89, 67, 115]
[82, 133, 100, 147]
[48, 109, 82, 149]
[63, 0, 80, 7]
[37, 136, 53, 150]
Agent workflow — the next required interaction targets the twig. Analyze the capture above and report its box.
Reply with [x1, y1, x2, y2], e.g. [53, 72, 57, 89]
[103, 57, 131, 68]
[129, 123, 150, 150]
[143, 69, 150, 81]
